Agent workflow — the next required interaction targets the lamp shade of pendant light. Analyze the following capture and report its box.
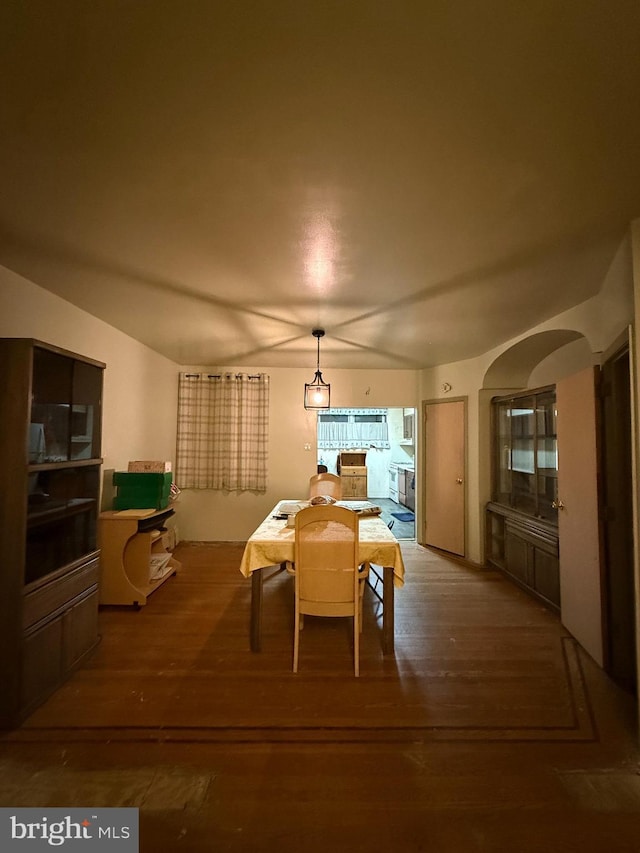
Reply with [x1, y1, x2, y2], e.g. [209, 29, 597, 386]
[304, 329, 331, 409]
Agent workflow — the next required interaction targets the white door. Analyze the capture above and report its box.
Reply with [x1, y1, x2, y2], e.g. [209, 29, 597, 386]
[423, 399, 465, 556]
[556, 367, 604, 666]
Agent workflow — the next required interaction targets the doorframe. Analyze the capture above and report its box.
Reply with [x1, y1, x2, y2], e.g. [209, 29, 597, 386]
[420, 396, 468, 555]
[630, 325, 640, 729]
[314, 406, 419, 540]
[600, 330, 636, 691]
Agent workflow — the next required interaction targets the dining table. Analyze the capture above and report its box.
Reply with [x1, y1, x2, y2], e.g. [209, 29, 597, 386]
[239, 499, 406, 654]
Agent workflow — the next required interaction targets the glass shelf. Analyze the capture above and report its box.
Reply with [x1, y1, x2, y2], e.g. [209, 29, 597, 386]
[25, 345, 104, 585]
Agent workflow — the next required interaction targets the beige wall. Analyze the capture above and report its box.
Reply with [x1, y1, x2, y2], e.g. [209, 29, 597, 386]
[0, 267, 420, 541]
[177, 366, 420, 541]
[419, 231, 635, 565]
[2, 226, 635, 559]
[0, 265, 179, 501]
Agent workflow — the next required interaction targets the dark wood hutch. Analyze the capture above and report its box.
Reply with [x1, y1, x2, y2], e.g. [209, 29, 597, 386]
[485, 386, 560, 609]
[0, 338, 104, 727]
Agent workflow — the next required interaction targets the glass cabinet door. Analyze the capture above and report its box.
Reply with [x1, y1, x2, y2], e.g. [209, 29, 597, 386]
[71, 360, 102, 460]
[30, 348, 74, 463]
[535, 392, 558, 520]
[26, 345, 104, 585]
[492, 387, 558, 522]
[26, 465, 100, 584]
[510, 397, 536, 515]
[494, 402, 512, 504]
[30, 347, 103, 464]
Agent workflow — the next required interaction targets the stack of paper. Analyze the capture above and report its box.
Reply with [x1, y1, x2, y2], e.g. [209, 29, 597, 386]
[149, 552, 173, 581]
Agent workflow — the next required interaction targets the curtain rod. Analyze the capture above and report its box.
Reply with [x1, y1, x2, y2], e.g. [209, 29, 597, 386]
[183, 373, 263, 379]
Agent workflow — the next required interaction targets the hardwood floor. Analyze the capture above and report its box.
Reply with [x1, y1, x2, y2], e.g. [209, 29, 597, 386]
[1, 541, 639, 852]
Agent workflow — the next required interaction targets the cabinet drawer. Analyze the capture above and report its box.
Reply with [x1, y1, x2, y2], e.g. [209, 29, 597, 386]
[341, 465, 366, 476]
[23, 555, 100, 629]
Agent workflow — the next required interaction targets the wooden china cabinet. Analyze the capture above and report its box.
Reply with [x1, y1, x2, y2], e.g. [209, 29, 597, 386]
[485, 386, 560, 609]
[0, 339, 105, 727]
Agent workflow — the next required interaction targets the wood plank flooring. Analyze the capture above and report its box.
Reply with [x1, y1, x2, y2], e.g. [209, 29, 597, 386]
[1, 541, 639, 852]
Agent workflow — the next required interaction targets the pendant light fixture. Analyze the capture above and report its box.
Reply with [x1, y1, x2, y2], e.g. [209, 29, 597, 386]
[304, 329, 331, 409]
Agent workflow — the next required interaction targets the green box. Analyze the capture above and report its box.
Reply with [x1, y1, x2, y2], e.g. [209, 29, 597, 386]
[113, 471, 172, 510]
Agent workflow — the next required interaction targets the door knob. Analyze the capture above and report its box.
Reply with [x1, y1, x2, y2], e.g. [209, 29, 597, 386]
[456, 477, 463, 484]
[552, 499, 565, 510]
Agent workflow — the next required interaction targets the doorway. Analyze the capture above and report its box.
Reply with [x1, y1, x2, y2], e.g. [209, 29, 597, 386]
[422, 398, 466, 557]
[556, 367, 604, 666]
[315, 407, 416, 539]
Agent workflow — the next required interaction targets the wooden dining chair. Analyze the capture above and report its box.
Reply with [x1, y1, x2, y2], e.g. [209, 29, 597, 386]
[292, 504, 368, 676]
[308, 472, 342, 500]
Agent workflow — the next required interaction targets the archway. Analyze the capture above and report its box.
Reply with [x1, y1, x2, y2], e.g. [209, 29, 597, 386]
[482, 329, 588, 389]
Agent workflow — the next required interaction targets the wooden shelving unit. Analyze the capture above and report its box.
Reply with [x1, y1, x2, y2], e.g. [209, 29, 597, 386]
[487, 386, 560, 609]
[0, 338, 104, 728]
[99, 508, 180, 606]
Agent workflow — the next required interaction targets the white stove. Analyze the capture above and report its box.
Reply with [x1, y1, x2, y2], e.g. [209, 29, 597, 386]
[389, 463, 399, 503]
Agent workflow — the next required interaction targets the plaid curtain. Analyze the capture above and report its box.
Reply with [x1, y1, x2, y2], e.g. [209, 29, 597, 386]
[176, 372, 269, 491]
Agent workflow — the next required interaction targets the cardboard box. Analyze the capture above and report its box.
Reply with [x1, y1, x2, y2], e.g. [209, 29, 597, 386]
[128, 460, 172, 473]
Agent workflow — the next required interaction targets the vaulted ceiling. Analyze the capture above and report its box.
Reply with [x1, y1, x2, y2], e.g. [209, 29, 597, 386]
[1, 1, 639, 369]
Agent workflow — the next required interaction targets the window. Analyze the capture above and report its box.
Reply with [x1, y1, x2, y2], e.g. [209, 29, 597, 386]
[317, 408, 389, 449]
[354, 414, 384, 423]
[320, 414, 349, 423]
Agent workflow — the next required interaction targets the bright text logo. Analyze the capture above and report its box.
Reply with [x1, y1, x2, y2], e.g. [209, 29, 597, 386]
[1, 808, 138, 851]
